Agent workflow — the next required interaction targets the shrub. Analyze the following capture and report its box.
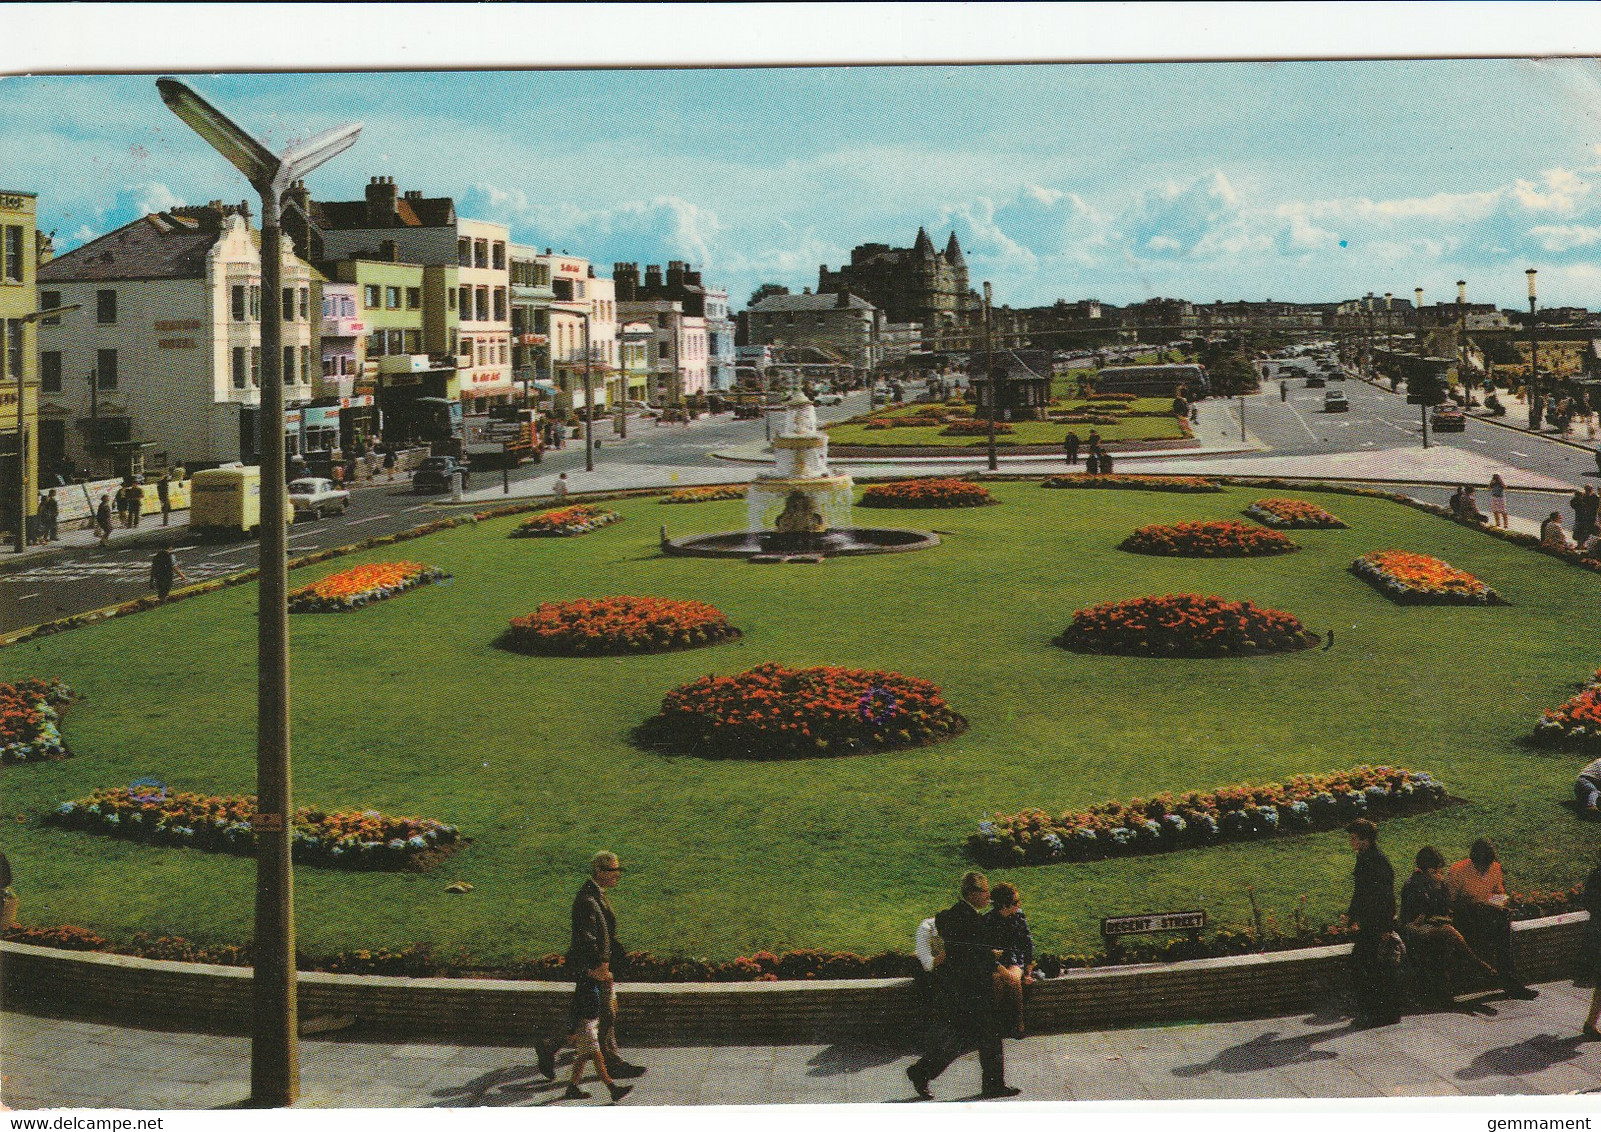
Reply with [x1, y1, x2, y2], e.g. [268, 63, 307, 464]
[636, 662, 968, 759]
[968, 766, 1451, 867]
[660, 485, 746, 504]
[1056, 593, 1319, 657]
[511, 505, 623, 537]
[857, 479, 996, 508]
[940, 420, 1013, 436]
[1245, 498, 1348, 529]
[505, 596, 742, 656]
[1040, 475, 1221, 493]
[1119, 520, 1299, 558]
[1351, 550, 1501, 604]
[1, 678, 77, 765]
[288, 562, 449, 613]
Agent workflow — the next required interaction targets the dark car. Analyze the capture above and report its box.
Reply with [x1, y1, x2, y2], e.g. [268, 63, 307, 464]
[1305, 374, 1326, 388]
[1323, 389, 1350, 412]
[411, 456, 469, 493]
[1431, 406, 1467, 432]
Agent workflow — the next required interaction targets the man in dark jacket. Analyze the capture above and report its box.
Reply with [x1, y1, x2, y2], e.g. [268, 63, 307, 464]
[906, 871, 1019, 1100]
[1347, 818, 1400, 1028]
[536, 851, 647, 1082]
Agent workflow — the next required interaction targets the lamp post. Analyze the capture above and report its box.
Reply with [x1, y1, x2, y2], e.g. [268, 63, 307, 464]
[1526, 268, 1541, 430]
[1415, 286, 1429, 449]
[1457, 280, 1469, 396]
[157, 77, 361, 1110]
[10, 304, 81, 551]
[983, 281, 998, 472]
[1383, 292, 1393, 378]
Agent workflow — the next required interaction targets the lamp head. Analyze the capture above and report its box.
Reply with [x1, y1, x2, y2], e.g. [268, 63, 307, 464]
[20, 303, 82, 324]
[157, 78, 279, 186]
[1526, 268, 1538, 301]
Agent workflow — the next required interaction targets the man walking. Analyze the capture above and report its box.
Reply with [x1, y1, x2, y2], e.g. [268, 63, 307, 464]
[906, 870, 1019, 1101]
[1062, 430, 1079, 467]
[150, 548, 187, 603]
[157, 472, 172, 526]
[1346, 818, 1401, 1028]
[1570, 484, 1599, 547]
[536, 851, 646, 1083]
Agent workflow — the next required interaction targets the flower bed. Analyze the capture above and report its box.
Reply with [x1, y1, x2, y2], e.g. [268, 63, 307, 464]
[47, 787, 460, 871]
[1057, 593, 1319, 657]
[940, 420, 1013, 436]
[967, 766, 1451, 867]
[659, 485, 747, 504]
[510, 504, 623, 537]
[856, 479, 996, 508]
[288, 561, 449, 613]
[1245, 497, 1349, 529]
[1532, 668, 1601, 752]
[1, 678, 76, 765]
[1351, 550, 1502, 605]
[1050, 414, 1121, 426]
[1082, 391, 1138, 401]
[1119, 519, 1299, 558]
[504, 596, 742, 656]
[636, 662, 968, 759]
[1040, 474, 1221, 493]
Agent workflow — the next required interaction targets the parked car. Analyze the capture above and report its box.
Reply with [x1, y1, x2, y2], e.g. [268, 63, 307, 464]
[411, 456, 469, 493]
[1305, 374, 1327, 388]
[812, 390, 845, 406]
[1323, 389, 1349, 412]
[286, 477, 350, 520]
[1431, 406, 1467, 432]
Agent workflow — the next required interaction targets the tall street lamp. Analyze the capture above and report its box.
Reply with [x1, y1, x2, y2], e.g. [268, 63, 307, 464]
[1526, 268, 1541, 430]
[1457, 280, 1469, 397]
[157, 77, 361, 1110]
[10, 303, 81, 551]
[982, 281, 998, 472]
[1415, 286, 1430, 449]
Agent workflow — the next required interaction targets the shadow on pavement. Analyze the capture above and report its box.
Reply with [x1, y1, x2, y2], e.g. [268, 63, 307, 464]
[1172, 1026, 1346, 1076]
[806, 1044, 907, 1077]
[429, 1064, 562, 1107]
[1456, 1033, 1588, 1080]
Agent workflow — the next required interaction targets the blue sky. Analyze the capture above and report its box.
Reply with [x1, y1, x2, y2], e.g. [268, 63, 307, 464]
[7, 59, 1601, 311]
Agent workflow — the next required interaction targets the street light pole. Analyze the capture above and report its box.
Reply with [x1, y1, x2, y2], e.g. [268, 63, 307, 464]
[983, 281, 997, 472]
[1526, 268, 1541, 431]
[581, 309, 594, 473]
[1457, 280, 1469, 396]
[11, 304, 81, 551]
[158, 77, 360, 1110]
[1415, 286, 1429, 449]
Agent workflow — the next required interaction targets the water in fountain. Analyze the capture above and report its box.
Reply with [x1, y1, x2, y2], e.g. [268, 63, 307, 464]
[745, 395, 855, 544]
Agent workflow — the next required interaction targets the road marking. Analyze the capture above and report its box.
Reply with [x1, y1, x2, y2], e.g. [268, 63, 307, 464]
[1471, 438, 1488, 445]
[15, 592, 37, 601]
[343, 515, 382, 525]
[1511, 451, 1531, 458]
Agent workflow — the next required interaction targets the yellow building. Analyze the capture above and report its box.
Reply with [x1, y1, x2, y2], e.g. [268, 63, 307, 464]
[0, 190, 40, 541]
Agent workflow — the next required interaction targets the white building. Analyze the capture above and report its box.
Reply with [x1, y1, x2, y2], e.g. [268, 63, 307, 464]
[544, 251, 615, 414]
[704, 285, 736, 391]
[617, 298, 708, 403]
[36, 202, 316, 470]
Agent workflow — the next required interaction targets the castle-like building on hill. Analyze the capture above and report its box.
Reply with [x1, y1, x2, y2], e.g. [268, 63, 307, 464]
[817, 228, 978, 345]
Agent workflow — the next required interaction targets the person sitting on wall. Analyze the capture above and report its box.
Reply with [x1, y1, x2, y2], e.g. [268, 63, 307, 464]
[1400, 845, 1500, 1007]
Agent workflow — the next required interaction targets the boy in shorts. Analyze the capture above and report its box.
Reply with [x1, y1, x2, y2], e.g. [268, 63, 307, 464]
[562, 976, 632, 1103]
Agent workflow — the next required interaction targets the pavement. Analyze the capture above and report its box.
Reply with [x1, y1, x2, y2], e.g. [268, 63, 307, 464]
[5, 976, 1600, 1108]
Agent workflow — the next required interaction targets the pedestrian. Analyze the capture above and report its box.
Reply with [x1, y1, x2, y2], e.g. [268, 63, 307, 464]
[157, 472, 171, 526]
[1570, 484, 1600, 546]
[364, 441, 380, 481]
[1280, 380, 1288, 402]
[94, 494, 112, 547]
[40, 489, 59, 543]
[1595, 445, 1601, 481]
[1062, 430, 1079, 467]
[0, 851, 14, 931]
[382, 446, 397, 483]
[1086, 428, 1102, 451]
[1345, 818, 1401, 1028]
[1084, 448, 1101, 476]
[906, 870, 1017, 1100]
[115, 482, 132, 529]
[1575, 755, 1601, 820]
[984, 881, 1035, 1039]
[1580, 847, 1601, 1041]
[128, 478, 144, 529]
[1488, 473, 1509, 530]
[535, 851, 647, 1087]
[1445, 838, 1539, 998]
[1099, 449, 1114, 475]
[150, 548, 187, 603]
[1541, 510, 1571, 550]
[553, 472, 569, 500]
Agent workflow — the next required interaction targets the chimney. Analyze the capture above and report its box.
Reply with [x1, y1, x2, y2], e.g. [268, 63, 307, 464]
[365, 176, 398, 228]
[836, 288, 851, 308]
[666, 261, 685, 289]
[286, 180, 310, 216]
[379, 240, 398, 262]
[644, 264, 663, 290]
[685, 269, 702, 288]
[404, 190, 422, 201]
[613, 263, 639, 301]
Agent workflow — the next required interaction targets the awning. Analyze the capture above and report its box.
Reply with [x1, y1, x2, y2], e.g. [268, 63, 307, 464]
[531, 381, 559, 394]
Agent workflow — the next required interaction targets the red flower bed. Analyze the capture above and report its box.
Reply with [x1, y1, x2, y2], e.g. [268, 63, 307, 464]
[1351, 550, 1501, 604]
[511, 504, 622, 537]
[660, 485, 746, 504]
[940, 420, 1013, 436]
[288, 561, 449, 613]
[1040, 475, 1221, 493]
[1119, 519, 1299, 557]
[636, 662, 968, 759]
[504, 596, 742, 656]
[1245, 497, 1348, 529]
[1056, 593, 1319, 657]
[857, 479, 996, 508]
[1533, 668, 1601, 752]
[1, 678, 76, 765]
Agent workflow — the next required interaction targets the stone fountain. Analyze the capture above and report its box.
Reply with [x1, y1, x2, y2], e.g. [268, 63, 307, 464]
[661, 393, 939, 561]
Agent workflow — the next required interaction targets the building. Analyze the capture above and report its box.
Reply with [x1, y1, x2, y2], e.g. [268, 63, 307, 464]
[509, 249, 617, 416]
[740, 289, 883, 377]
[878, 322, 923, 367]
[36, 201, 318, 473]
[817, 228, 976, 346]
[0, 189, 42, 537]
[616, 297, 707, 404]
[703, 285, 736, 391]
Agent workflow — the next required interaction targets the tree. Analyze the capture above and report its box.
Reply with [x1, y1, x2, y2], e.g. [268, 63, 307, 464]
[748, 283, 790, 307]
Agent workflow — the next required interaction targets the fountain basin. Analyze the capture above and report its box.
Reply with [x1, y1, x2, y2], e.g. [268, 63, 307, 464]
[662, 527, 941, 560]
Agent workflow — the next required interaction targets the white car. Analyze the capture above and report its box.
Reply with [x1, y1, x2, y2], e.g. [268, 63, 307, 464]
[812, 391, 846, 406]
[287, 477, 350, 519]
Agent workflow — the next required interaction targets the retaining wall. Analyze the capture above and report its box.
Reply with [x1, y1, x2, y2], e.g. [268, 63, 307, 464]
[3, 912, 1588, 1045]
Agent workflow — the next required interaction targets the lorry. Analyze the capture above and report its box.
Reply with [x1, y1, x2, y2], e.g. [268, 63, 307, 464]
[189, 465, 291, 537]
[462, 406, 543, 467]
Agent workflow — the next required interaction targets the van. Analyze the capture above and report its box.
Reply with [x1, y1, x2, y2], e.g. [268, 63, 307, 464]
[190, 465, 290, 536]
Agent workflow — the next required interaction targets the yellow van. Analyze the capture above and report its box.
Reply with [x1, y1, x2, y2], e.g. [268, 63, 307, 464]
[190, 465, 289, 536]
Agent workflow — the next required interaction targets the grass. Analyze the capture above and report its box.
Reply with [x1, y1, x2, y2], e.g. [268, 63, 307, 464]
[3, 484, 1599, 965]
[827, 398, 1186, 448]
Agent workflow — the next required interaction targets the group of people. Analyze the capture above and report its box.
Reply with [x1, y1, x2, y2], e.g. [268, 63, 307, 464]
[1540, 485, 1601, 556]
[1062, 429, 1114, 476]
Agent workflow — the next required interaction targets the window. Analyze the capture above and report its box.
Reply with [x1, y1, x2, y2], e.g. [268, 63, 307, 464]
[402, 330, 420, 354]
[364, 284, 381, 309]
[657, 313, 668, 329]
[2, 320, 21, 381]
[2, 226, 21, 282]
[41, 350, 62, 393]
[251, 346, 261, 386]
[232, 284, 247, 322]
[298, 287, 310, 321]
[40, 290, 61, 325]
[405, 287, 421, 310]
[458, 238, 472, 268]
[385, 286, 401, 310]
[282, 288, 294, 321]
[492, 287, 506, 322]
[366, 331, 386, 358]
[447, 288, 456, 310]
[96, 348, 118, 390]
[232, 346, 248, 389]
[250, 285, 261, 320]
[283, 345, 296, 384]
[459, 286, 472, 317]
[552, 278, 573, 302]
[473, 239, 488, 269]
[533, 263, 550, 286]
[491, 241, 505, 270]
[658, 341, 668, 359]
[96, 289, 117, 324]
[475, 286, 488, 322]
[301, 346, 312, 384]
[460, 335, 472, 361]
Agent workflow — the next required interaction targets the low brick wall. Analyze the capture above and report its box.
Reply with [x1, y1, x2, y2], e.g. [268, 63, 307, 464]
[2, 912, 1588, 1045]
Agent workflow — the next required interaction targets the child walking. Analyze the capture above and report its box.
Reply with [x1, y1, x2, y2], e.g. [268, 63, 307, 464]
[562, 977, 632, 1103]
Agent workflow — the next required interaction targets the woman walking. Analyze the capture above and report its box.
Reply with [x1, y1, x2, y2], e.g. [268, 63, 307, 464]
[1488, 474, 1509, 529]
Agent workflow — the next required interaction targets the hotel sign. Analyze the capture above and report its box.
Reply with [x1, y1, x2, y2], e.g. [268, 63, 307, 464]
[0, 193, 31, 211]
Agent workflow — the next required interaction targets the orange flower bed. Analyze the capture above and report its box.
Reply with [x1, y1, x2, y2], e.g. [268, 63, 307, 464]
[1532, 668, 1601, 752]
[505, 596, 742, 656]
[659, 485, 747, 504]
[288, 561, 448, 613]
[857, 479, 996, 508]
[511, 504, 622, 537]
[1120, 519, 1299, 557]
[1057, 593, 1319, 657]
[1245, 498, 1348, 529]
[1351, 550, 1501, 604]
[637, 662, 968, 759]
[1040, 474, 1221, 493]
[1, 678, 76, 765]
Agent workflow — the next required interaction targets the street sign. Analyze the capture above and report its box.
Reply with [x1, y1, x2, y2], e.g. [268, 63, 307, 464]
[1100, 910, 1206, 937]
[486, 424, 524, 440]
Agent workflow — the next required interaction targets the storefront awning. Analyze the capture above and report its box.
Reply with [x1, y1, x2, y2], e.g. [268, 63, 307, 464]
[531, 381, 559, 394]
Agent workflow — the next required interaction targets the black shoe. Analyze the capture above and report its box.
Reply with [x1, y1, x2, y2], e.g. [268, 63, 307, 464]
[1503, 984, 1540, 1000]
[609, 1061, 647, 1079]
[906, 1065, 933, 1101]
[980, 1085, 1022, 1099]
[607, 1083, 633, 1103]
[535, 1038, 557, 1081]
[1582, 1024, 1601, 1041]
[561, 1084, 590, 1100]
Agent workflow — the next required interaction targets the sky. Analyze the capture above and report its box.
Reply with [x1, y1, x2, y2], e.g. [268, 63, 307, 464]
[8, 57, 1601, 313]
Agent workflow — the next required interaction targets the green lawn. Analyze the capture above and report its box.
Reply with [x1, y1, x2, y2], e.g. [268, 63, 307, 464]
[827, 398, 1186, 448]
[4, 485, 1598, 964]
